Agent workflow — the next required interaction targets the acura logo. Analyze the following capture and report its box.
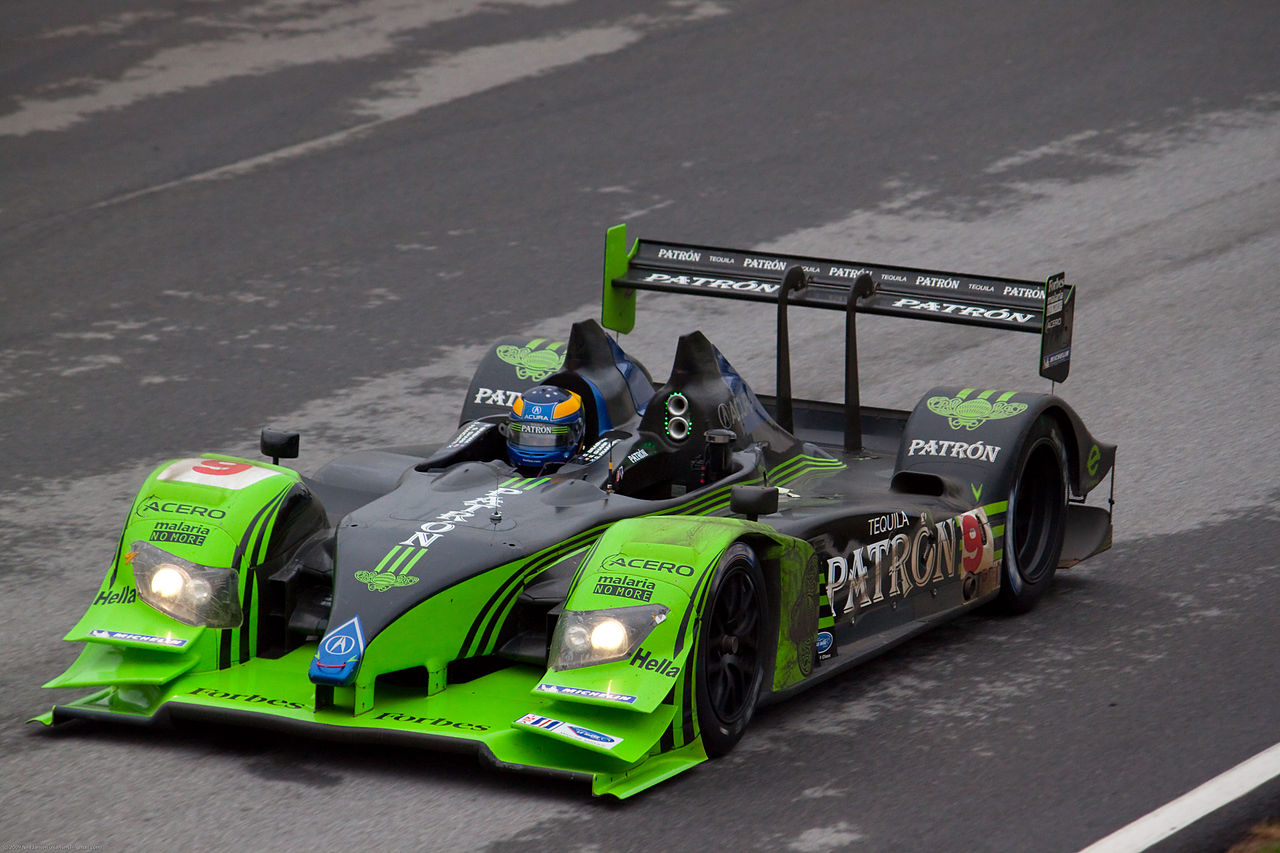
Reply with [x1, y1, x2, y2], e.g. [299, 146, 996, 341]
[323, 634, 356, 656]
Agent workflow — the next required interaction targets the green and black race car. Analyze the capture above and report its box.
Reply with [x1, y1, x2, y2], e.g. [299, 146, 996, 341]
[33, 225, 1116, 798]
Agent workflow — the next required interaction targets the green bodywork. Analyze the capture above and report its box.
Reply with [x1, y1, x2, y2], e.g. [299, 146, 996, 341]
[36, 455, 821, 798]
[601, 223, 639, 333]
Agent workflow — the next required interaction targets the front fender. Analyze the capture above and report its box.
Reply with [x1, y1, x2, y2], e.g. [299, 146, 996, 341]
[46, 456, 316, 691]
[535, 515, 815, 714]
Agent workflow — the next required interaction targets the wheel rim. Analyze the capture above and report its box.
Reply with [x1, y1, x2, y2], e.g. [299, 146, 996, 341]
[704, 564, 762, 725]
[1010, 441, 1064, 584]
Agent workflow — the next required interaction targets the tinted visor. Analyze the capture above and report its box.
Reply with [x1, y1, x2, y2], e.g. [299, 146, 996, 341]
[508, 421, 577, 449]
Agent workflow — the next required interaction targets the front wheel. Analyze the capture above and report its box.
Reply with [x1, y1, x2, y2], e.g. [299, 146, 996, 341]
[996, 417, 1068, 614]
[695, 543, 767, 757]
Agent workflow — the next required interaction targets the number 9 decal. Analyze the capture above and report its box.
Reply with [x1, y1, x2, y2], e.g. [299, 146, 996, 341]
[960, 510, 993, 575]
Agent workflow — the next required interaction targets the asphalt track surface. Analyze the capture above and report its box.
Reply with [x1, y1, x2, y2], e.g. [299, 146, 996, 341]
[2, 2, 1278, 851]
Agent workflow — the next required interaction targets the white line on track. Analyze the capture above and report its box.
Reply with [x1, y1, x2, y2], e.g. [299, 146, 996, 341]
[1076, 741, 1280, 853]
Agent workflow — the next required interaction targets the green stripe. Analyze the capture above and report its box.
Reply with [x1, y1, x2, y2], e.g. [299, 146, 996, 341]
[399, 548, 428, 576]
[384, 548, 413, 575]
[374, 547, 404, 573]
[982, 500, 1008, 515]
[252, 488, 290, 564]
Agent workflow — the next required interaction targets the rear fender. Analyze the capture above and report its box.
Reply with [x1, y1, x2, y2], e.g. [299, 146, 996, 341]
[48, 456, 317, 691]
[894, 386, 1115, 505]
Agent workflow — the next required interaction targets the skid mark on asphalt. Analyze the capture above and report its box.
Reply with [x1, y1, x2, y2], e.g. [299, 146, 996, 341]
[786, 823, 866, 852]
[0, 0, 582, 136]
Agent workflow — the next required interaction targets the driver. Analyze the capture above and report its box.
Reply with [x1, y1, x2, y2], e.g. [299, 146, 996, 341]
[505, 385, 586, 475]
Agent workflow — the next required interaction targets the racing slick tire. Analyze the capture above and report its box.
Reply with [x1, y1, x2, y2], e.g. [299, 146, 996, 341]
[696, 542, 767, 757]
[997, 416, 1068, 614]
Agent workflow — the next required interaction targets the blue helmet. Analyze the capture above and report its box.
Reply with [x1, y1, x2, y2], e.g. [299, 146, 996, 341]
[506, 385, 585, 471]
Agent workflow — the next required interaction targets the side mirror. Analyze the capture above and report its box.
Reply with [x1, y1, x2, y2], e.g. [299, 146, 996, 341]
[730, 485, 778, 522]
[261, 428, 300, 465]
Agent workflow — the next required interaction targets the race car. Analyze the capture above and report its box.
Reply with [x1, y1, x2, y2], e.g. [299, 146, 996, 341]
[32, 224, 1116, 798]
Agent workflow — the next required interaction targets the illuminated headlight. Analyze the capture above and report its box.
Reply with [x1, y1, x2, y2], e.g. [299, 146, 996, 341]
[549, 604, 668, 671]
[127, 540, 243, 629]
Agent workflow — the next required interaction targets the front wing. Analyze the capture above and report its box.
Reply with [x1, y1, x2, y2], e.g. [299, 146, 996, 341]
[36, 644, 702, 799]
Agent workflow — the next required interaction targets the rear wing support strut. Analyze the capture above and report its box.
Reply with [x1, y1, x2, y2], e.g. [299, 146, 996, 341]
[774, 267, 803, 436]
[776, 265, 874, 451]
[843, 272, 876, 453]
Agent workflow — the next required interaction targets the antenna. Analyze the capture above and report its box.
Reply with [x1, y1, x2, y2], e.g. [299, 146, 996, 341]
[606, 437, 616, 495]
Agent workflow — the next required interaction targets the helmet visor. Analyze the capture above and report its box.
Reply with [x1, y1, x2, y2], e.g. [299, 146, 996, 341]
[507, 422, 577, 449]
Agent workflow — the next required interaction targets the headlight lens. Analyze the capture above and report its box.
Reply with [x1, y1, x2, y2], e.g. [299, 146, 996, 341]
[150, 565, 187, 598]
[549, 604, 668, 671]
[127, 540, 243, 628]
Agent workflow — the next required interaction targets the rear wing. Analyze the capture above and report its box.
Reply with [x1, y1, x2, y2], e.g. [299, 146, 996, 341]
[601, 224, 1076, 450]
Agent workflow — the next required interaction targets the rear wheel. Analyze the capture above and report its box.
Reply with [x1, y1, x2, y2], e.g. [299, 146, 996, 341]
[695, 543, 766, 757]
[997, 417, 1068, 614]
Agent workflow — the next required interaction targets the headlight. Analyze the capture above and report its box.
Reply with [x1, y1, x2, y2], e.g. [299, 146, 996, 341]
[549, 604, 668, 671]
[127, 540, 243, 629]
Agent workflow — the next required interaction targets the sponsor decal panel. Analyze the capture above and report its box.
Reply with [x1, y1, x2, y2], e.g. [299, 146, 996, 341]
[188, 687, 303, 710]
[372, 712, 488, 731]
[594, 574, 656, 602]
[156, 458, 279, 490]
[1039, 272, 1073, 382]
[907, 438, 1003, 462]
[641, 272, 781, 295]
[89, 629, 187, 647]
[308, 615, 366, 684]
[515, 714, 623, 750]
[868, 510, 909, 537]
[829, 265, 870, 279]
[916, 275, 960, 290]
[149, 520, 210, 547]
[926, 389, 1027, 431]
[601, 554, 694, 577]
[629, 647, 680, 677]
[889, 297, 1036, 325]
[135, 495, 226, 520]
[743, 257, 787, 271]
[1043, 347, 1070, 368]
[816, 630, 835, 661]
[93, 586, 138, 606]
[471, 387, 521, 408]
[535, 683, 638, 704]
[577, 437, 620, 464]
[817, 508, 998, 623]
[358, 488, 522, 592]
[446, 421, 495, 449]
[657, 248, 701, 262]
[1004, 285, 1044, 300]
[494, 339, 565, 382]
